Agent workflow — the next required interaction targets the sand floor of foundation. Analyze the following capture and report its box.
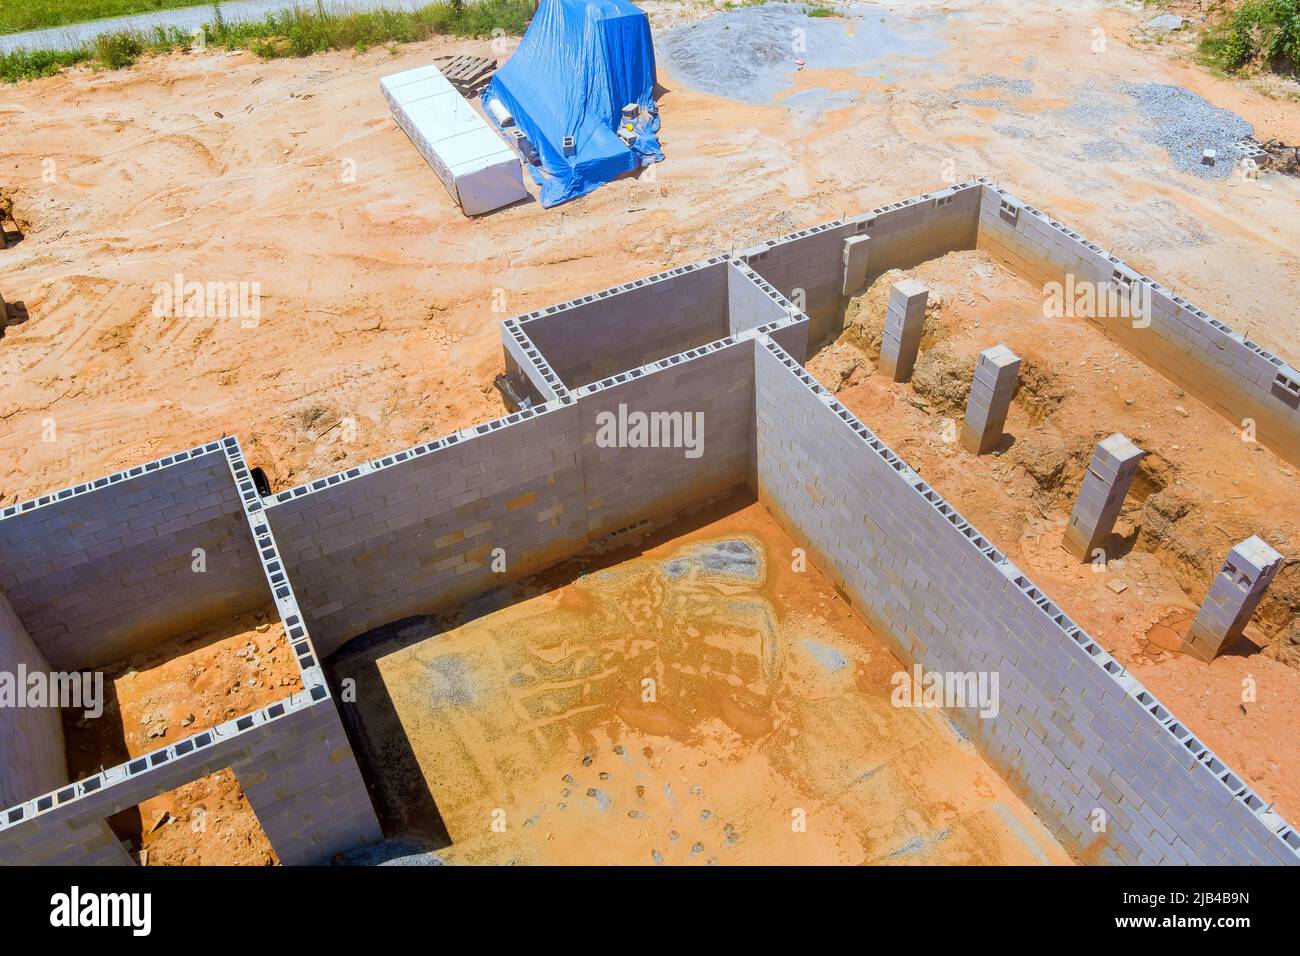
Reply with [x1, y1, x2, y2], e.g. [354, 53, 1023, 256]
[333, 495, 1073, 865]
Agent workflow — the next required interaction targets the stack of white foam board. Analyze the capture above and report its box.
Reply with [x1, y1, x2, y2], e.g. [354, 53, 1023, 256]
[380, 64, 528, 216]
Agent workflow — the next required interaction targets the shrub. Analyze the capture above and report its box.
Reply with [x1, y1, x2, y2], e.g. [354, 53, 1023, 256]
[92, 31, 145, 69]
[1200, 0, 1300, 77]
[2, 1, 535, 83]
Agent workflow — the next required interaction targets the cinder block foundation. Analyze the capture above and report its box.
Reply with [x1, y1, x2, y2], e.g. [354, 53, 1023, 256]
[5, 179, 1299, 867]
[0, 438, 380, 866]
[959, 344, 1020, 454]
[1184, 536, 1284, 662]
[1062, 433, 1145, 562]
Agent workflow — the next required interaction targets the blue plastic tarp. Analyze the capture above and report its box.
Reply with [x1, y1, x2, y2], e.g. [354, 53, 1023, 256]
[483, 0, 663, 207]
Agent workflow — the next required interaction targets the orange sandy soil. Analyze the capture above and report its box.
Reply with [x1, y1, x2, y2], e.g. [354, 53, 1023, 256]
[807, 247, 1300, 824]
[0, 0, 1295, 861]
[1, 1, 1298, 506]
[334, 496, 1072, 865]
[62, 607, 299, 864]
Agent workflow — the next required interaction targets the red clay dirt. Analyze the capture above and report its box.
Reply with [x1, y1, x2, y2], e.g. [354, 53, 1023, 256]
[809, 249, 1300, 824]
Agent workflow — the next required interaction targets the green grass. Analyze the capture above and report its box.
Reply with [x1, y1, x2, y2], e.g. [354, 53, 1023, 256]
[1199, 0, 1300, 77]
[0, 0, 208, 36]
[0, 0, 534, 82]
[805, 5, 838, 16]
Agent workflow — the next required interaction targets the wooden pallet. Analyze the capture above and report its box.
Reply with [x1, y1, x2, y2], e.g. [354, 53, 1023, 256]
[434, 54, 497, 95]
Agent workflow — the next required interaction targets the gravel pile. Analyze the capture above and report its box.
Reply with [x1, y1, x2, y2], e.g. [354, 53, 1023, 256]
[657, 3, 944, 107]
[1122, 82, 1254, 178]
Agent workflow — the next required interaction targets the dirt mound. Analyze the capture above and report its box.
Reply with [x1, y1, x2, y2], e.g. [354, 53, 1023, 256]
[910, 343, 975, 418]
[841, 269, 949, 361]
[1141, 488, 1300, 639]
[1264, 618, 1300, 668]
[1005, 425, 1083, 499]
[1014, 359, 1067, 424]
[840, 270, 899, 359]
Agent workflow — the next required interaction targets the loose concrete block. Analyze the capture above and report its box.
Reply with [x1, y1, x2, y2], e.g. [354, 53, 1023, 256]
[841, 234, 871, 295]
[1062, 433, 1145, 562]
[879, 279, 927, 382]
[959, 344, 1020, 454]
[1184, 536, 1283, 662]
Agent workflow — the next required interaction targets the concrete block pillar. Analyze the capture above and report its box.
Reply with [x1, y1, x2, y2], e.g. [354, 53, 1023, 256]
[1062, 433, 1145, 561]
[879, 279, 928, 382]
[842, 234, 871, 295]
[232, 701, 382, 865]
[959, 344, 1020, 454]
[1184, 536, 1284, 662]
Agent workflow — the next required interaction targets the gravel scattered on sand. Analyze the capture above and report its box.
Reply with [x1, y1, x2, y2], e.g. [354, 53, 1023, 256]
[1122, 82, 1253, 179]
[954, 73, 1033, 96]
[658, 2, 945, 107]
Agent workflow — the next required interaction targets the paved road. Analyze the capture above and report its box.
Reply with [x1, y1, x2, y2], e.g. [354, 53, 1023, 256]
[0, 0, 431, 54]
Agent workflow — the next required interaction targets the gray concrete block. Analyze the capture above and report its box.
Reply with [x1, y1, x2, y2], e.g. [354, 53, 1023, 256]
[960, 344, 1020, 454]
[1063, 433, 1145, 562]
[1185, 536, 1284, 661]
[879, 279, 928, 382]
[842, 233, 871, 295]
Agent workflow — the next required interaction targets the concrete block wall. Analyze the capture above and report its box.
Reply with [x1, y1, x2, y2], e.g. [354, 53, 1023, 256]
[219, 436, 381, 862]
[576, 336, 756, 538]
[741, 220, 850, 349]
[976, 183, 1300, 467]
[0, 587, 68, 809]
[0, 437, 381, 866]
[743, 181, 983, 350]
[230, 692, 382, 865]
[725, 260, 810, 362]
[733, 267, 811, 364]
[268, 322, 778, 650]
[502, 317, 568, 406]
[265, 402, 588, 655]
[0, 681, 367, 865]
[841, 181, 983, 286]
[727, 260, 793, 337]
[0, 443, 268, 669]
[9, 179, 1297, 867]
[515, 257, 730, 390]
[752, 337, 1299, 865]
